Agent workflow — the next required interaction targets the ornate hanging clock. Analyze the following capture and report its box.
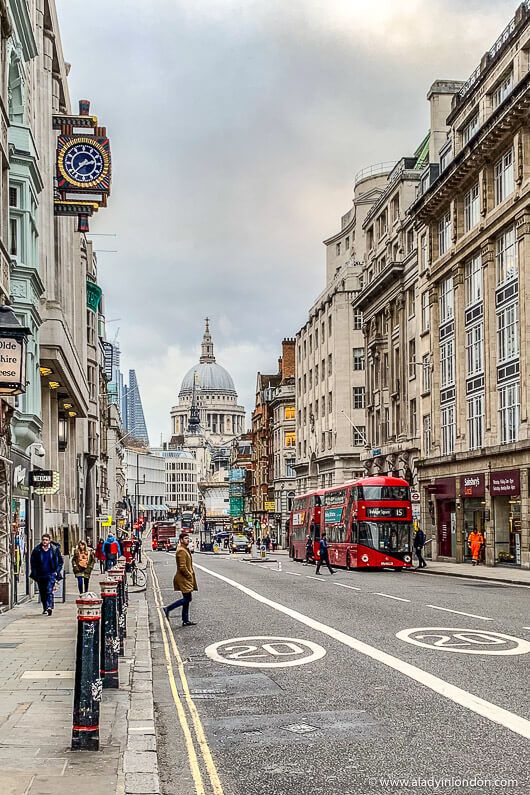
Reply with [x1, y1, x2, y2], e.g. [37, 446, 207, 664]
[53, 100, 112, 231]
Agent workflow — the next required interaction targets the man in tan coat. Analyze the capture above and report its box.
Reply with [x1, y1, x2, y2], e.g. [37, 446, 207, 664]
[163, 533, 198, 626]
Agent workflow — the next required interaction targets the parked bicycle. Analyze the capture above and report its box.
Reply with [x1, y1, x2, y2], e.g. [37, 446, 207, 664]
[128, 560, 147, 588]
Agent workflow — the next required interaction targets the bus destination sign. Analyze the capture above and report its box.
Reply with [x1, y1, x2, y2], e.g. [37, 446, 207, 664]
[366, 506, 406, 519]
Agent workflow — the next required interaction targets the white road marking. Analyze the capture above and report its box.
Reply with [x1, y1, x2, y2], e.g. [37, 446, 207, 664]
[284, 571, 302, 577]
[334, 583, 362, 591]
[397, 628, 530, 656]
[306, 576, 325, 581]
[195, 561, 530, 741]
[427, 605, 493, 621]
[373, 592, 411, 603]
[205, 635, 326, 668]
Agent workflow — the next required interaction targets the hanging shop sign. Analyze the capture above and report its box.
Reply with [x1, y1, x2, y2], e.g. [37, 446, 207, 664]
[264, 501, 276, 512]
[30, 470, 60, 495]
[490, 470, 520, 497]
[53, 100, 112, 232]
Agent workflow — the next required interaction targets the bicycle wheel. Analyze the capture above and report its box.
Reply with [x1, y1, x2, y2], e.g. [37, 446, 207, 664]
[133, 567, 147, 588]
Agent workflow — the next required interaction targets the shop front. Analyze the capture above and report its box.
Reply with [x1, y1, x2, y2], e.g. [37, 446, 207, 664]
[461, 473, 486, 563]
[11, 453, 31, 603]
[433, 477, 456, 559]
[491, 469, 521, 567]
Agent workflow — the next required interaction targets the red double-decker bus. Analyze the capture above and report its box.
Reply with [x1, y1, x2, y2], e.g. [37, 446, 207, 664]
[290, 476, 413, 570]
[327, 476, 413, 569]
[288, 489, 325, 561]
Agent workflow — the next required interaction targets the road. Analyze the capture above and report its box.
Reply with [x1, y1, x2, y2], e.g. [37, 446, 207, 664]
[147, 551, 530, 795]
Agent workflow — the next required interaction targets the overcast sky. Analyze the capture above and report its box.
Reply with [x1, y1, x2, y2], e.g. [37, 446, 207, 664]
[56, 0, 517, 443]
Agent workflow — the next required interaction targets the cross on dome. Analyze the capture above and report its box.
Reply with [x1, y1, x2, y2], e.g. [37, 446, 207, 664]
[200, 317, 215, 363]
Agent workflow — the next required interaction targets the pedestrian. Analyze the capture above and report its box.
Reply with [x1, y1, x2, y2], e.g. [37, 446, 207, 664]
[468, 528, 485, 565]
[163, 533, 198, 626]
[413, 527, 427, 569]
[315, 532, 335, 575]
[264, 533, 271, 551]
[29, 534, 64, 616]
[102, 532, 122, 571]
[95, 537, 105, 572]
[303, 533, 313, 566]
[71, 540, 96, 594]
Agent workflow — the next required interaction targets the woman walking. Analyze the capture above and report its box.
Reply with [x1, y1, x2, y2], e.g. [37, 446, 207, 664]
[163, 533, 198, 626]
[72, 540, 95, 594]
[95, 537, 105, 572]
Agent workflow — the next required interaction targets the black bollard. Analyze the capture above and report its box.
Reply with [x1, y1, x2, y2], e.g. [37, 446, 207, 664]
[118, 555, 129, 607]
[114, 567, 125, 656]
[100, 578, 120, 688]
[72, 593, 102, 751]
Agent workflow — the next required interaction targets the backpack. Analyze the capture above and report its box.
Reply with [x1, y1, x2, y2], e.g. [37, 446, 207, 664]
[108, 540, 119, 556]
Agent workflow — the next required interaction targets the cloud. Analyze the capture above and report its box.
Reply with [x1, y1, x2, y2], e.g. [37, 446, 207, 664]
[56, 0, 519, 440]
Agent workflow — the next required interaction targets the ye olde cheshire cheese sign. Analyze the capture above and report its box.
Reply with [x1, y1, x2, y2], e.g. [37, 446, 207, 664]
[0, 338, 24, 391]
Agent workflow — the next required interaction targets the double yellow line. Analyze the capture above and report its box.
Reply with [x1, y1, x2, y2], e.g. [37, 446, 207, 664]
[149, 559, 224, 795]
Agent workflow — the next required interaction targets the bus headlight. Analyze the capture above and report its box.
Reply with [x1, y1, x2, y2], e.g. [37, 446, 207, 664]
[404, 555, 411, 563]
[361, 554, 369, 563]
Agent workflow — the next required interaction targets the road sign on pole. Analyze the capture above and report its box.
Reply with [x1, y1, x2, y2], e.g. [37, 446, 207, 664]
[410, 491, 420, 503]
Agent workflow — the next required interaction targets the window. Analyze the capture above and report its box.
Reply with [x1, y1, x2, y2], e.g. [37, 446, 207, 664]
[321, 431, 326, 450]
[438, 210, 451, 256]
[498, 381, 519, 444]
[408, 339, 416, 379]
[328, 315, 332, 335]
[321, 395, 325, 415]
[336, 242, 341, 255]
[309, 334, 312, 353]
[284, 406, 295, 420]
[420, 234, 427, 270]
[353, 426, 365, 446]
[465, 254, 482, 306]
[308, 370, 312, 389]
[440, 338, 455, 387]
[321, 322, 325, 341]
[353, 309, 363, 330]
[367, 227, 374, 250]
[382, 353, 388, 389]
[494, 148, 514, 205]
[496, 226, 517, 285]
[407, 287, 415, 318]
[406, 229, 414, 254]
[409, 399, 417, 437]
[285, 431, 296, 447]
[467, 393, 484, 450]
[463, 183, 480, 232]
[315, 327, 319, 347]
[391, 194, 400, 223]
[377, 211, 387, 239]
[328, 392, 332, 413]
[440, 144, 452, 172]
[441, 404, 455, 455]
[353, 348, 365, 371]
[328, 354, 332, 376]
[492, 69, 513, 108]
[314, 363, 319, 382]
[466, 322, 483, 376]
[353, 386, 365, 409]
[423, 414, 431, 455]
[345, 236, 350, 250]
[9, 186, 18, 207]
[9, 217, 18, 257]
[439, 275, 454, 323]
[462, 112, 479, 145]
[422, 354, 431, 393]
[321, 359, 325, 381]
[421, 291, 430, 332]
[497, 303, 519, 363]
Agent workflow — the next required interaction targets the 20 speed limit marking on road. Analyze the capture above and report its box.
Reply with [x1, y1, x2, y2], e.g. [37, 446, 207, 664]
[205, 636, 326, 668]
[396, 627, 530, 655]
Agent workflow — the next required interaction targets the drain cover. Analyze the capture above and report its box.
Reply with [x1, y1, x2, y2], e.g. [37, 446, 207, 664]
[283, 723, 319, 735]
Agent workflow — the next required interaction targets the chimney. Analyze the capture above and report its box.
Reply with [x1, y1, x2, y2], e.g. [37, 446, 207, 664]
[281, 338, 296, 380]
[427, 80, 464, 163]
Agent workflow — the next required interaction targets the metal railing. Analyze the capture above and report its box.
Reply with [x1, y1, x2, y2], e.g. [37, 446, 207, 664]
[354, 161, 395, 184]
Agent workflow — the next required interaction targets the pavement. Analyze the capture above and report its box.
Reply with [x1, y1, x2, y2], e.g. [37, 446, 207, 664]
[149, 549, 530, 795]
[0, 571, 159, 795]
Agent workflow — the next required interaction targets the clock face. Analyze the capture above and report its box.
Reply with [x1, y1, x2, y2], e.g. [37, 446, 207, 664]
[63, 142, 105, 184]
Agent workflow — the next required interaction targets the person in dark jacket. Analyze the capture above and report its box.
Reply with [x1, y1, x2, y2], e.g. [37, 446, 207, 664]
[315, 533, 335, 575]
[303, 533, 313, 566]
[413, 528, 427, 568]
[102, 532, 122, 570]
[30, 534, 63, 615]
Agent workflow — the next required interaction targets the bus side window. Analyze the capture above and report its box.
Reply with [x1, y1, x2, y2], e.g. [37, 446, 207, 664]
[351, 522, 358, 543]
[315, 495, 321, 506]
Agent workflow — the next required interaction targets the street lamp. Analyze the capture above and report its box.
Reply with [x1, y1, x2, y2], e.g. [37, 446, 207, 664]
[58, 414, 68, 451]
[0, 306, 31, 395]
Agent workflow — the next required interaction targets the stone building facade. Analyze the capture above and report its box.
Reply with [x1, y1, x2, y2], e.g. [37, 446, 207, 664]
[269, 339, 296, 545]
[410, 2, 530, 569]
[294, 167, 390, 493]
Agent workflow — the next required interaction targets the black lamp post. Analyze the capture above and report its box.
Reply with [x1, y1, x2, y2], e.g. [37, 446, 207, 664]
[0, 306, 31, 395]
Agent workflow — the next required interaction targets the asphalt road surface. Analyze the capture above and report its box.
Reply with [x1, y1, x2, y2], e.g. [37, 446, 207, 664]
[147, 551, 530, 795]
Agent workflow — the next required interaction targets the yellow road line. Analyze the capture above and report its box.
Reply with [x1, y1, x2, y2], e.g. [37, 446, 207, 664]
[150, 561, 206, 795]
[150, 560, 224, 795]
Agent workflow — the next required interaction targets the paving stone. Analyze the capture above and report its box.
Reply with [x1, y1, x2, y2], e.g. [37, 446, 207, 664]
[123, 750, 158, 773]
[125, 772, 160, 794]
[126, 734, 157, 753]
[28, 775, 118, 795]
[0, 773, 34, 795]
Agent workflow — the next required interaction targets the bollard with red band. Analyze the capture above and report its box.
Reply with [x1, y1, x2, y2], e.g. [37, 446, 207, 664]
[72, 593, 102, 751]
[100, 578, 120, 688]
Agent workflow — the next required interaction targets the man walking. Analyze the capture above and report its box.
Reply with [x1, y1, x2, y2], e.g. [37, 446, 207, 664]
[30, 534, 63, 616]
[413, 526, 427, 569]
[302, 533, 313, 566]
[315, 532, 334, 575]
[163, 533, 198, 626]
[102, 532, 122, 571]
[468, 528, 485, 566]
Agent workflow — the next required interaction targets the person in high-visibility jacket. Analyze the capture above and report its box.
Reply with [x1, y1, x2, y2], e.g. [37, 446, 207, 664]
[468, 529, 484, 565]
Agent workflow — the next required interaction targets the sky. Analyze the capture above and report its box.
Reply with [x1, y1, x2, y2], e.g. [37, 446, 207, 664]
[56, 0, 518, 444]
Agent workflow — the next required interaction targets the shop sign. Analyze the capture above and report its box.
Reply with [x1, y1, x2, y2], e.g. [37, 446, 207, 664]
[490, 470, 520, 496]
[30, 470, 60, 495]
[264, 501, 275, 512]
[460, 473, 485, 498]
